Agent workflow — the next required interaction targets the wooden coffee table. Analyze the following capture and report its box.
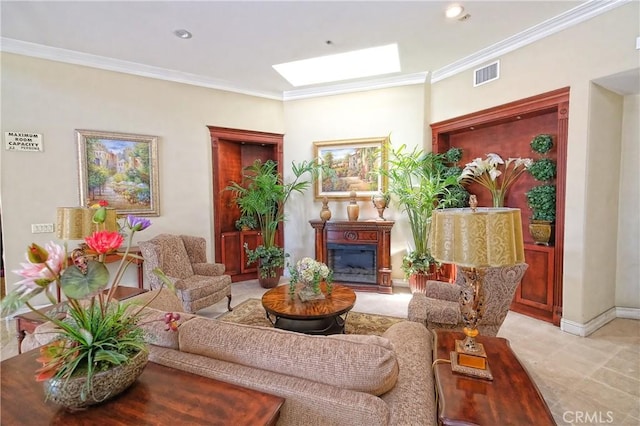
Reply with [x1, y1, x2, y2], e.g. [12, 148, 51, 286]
[433, 330, 555, 426]
[15, 286, 147, 353]
[261, 283, 356, 335]
[1, 348, 284, 425]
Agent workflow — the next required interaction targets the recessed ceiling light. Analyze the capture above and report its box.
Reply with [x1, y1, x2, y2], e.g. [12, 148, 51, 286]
[446, 5, 465, 19]
[273, 44, 401, 87]
[173, 29, 192, 39]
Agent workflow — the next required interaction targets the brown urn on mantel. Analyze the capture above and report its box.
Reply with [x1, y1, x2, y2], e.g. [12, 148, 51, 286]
[347, 191, 359, 221]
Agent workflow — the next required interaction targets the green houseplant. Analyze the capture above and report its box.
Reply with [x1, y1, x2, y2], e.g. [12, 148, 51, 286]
[234, 214, 258, 231]
[226, 159, 328, 287]
[381, 143, 466, 292]
[526, 134, 557, 245]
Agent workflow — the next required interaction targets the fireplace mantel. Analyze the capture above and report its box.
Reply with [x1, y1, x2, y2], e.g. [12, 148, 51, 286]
[309, 220, 394, 294]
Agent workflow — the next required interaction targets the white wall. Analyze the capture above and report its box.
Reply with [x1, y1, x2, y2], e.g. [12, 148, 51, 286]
[282, 85, 427, 277]
[0, 53, 284, 301]
[616, 94, 640, 308]
[430, 2, 640, 326]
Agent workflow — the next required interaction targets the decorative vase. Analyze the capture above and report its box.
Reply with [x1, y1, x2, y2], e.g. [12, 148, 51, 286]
[297, 281, 325, 302]
[258, 263, 283, 288]
[320, 196, 332, 221]
[44, 349, 148, 410]
[529, 220, 554, 246]
[371, 193, 388, 220]
[490, 190, 505, 207]
[347, 191, 359, 221]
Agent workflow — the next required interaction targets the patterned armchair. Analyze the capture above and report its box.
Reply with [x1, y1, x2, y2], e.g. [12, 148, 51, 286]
[407, 263, 528, 337]
[139, 234, 232, 314]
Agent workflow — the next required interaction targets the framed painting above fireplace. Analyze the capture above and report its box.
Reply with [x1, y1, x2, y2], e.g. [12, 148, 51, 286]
[313, 136, 388, 200]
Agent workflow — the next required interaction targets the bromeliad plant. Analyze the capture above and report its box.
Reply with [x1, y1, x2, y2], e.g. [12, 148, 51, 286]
[0, 204, 174, 401]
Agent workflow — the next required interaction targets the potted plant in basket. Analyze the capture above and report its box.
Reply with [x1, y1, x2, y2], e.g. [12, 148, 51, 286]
[235, 213, 258, 231]
[226, 159, 330, 288]
[381, 143, 467, 293]
[0, 203, 176, 409]
[526, 134, 557, 245]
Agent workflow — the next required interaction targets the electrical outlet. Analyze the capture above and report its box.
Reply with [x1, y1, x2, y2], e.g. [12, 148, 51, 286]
[31, 223, 55, 233]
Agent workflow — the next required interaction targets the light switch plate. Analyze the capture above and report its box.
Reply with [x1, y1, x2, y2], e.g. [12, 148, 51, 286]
[31, 223, 55, 233]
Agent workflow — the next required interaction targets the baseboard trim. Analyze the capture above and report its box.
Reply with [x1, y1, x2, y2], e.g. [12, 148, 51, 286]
[560, 306, 640, 336]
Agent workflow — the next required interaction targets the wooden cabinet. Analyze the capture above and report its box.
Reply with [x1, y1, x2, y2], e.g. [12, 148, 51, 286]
[209, 127, 283, 282]
[221, 231, 263, 282]
[431, 88, 569, 325]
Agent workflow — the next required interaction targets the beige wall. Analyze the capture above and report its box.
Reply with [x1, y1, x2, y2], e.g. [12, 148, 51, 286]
[283, 85, 427, 276]
[0, 53, 284, 303]
[616, 94, 640, 308]
[430, 2, 640, 326]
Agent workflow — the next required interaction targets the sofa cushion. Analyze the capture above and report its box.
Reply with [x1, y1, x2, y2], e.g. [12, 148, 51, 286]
[179, 318, 399, 396]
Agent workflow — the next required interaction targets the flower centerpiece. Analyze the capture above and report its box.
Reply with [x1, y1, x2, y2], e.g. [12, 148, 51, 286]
[0, 203, 174, 409]
[458, 153, 532, 207]
[288, 257, 333, 302]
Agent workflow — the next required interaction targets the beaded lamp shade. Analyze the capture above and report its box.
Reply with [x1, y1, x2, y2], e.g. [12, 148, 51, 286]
[428, 207, 525, 268]
[56, 207, 118, 240]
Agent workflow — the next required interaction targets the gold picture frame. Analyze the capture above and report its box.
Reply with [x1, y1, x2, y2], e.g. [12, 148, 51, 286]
[313, 136, 388, 200]
[76, 129, 160, 216]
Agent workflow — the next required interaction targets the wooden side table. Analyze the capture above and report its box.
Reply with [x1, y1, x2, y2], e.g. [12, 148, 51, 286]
[15, 286, 147, 353]
[1, 349, 284, 425]
[433, 330, 555, 426]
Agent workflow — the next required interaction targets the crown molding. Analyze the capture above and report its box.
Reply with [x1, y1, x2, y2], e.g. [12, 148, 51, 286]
[431, 0, 630, 83]
[1, 0, 628, 100]
[282, 72, 429, 101]
[0, 37, 283, 100]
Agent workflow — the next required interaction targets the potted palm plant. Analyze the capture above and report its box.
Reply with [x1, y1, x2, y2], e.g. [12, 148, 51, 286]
[382, 144, 466, 293]
[226, 159, 328, 288]
[526, 134, 556, 245]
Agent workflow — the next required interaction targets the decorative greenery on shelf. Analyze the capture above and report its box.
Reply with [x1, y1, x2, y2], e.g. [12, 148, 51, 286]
[381, 143, 467, 277]
[526, 184, 556, 221]
[528, 158, 557, 182]
[530, 134, 554, 154]
[527, 134, 556, 222]
[235, 214, 258, 231]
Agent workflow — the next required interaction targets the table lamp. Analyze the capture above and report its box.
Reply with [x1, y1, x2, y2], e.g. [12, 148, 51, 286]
[428, 205, 525, 379]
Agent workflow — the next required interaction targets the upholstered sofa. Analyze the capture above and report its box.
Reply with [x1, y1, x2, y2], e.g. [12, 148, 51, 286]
[129, 289, 436, 426]
[21, 289, 437, 425]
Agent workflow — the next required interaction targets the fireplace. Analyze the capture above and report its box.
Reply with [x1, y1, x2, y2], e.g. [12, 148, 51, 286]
[309, 220, 394, 294]
[327, 243, 377, 284]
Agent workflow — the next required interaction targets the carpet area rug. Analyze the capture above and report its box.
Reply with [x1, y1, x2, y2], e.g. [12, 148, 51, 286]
[218, 299, 405, 336]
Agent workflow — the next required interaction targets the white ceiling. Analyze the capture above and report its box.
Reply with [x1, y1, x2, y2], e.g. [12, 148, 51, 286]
[0, 1, 632, 100]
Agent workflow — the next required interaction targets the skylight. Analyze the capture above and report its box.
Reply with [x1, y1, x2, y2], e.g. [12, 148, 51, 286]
[273, 44, 401, 87]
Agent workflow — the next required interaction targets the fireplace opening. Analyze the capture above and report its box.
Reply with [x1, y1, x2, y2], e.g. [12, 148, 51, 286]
[327, 243, 377, 285]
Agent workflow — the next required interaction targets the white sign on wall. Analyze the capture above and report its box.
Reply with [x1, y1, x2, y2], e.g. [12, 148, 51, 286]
[5, 132, 43, 152]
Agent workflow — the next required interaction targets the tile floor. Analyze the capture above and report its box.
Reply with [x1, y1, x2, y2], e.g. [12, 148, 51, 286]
[2, 280, 638, 425]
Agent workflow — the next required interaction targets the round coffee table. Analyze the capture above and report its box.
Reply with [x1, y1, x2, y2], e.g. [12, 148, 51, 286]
[261, 283, 356, 335]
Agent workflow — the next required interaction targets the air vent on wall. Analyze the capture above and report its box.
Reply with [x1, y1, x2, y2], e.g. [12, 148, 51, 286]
[474, 60, 500, 87]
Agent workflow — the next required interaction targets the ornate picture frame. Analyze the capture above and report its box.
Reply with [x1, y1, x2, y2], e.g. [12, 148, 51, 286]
[76, 129, 160, 216]
[313, 136, 388, 200]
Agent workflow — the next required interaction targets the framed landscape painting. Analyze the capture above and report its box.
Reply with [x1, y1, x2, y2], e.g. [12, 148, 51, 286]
[76, 129, 160, 216]
[313, 136, 388, 200]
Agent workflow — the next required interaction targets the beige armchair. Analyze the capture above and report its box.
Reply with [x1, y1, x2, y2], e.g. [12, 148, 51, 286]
[408, 263, 528, 337]
[139, 234, 232, 314]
